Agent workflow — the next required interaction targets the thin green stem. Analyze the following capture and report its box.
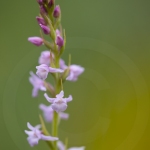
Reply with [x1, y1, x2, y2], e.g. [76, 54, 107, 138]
[52, 54, 61, 150]
[52, 111, 58, 150]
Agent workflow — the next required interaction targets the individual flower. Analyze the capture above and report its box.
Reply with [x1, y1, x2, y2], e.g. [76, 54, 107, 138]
[39, 104, 69, 122]
[53, 5, 61, 18]
[25, 122, 58, 147]
[38, 51, 51, 65]
[66, 65, 84, 81]
[29, 72, 46, 97]
[40, 24, 50, 34]
[36, 64, 64, 80]
[44, 90, 72, 112]
[57, 141, 85, 150]
[28, 37, 43, 46]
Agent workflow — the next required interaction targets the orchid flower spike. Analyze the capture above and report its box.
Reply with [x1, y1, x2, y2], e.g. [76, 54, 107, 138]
[36, 64, 64, 80]
[39, 104, 69, 122]
[44, 90, 72, 112]
[25, 122, 58, 147]
[57, 141, 85, 150]
[29, 72, 46, 97]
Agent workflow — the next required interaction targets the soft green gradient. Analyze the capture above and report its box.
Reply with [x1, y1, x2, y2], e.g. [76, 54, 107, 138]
[0, 0, 150, 150]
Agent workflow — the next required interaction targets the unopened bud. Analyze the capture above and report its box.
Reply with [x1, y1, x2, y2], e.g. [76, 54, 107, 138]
[37, 0, 43, 5]
[36, 17, 46, 25]
[40, 5, 48, 15]
[28, 37, 43, 46]
[40, 24, 50, 34]
[53, 5, 61, 18]
[48, 0, 55, 8]
[56, 35, 64, 47]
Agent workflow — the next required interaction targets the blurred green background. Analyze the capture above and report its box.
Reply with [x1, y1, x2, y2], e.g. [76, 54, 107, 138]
[1, 0, 150, 150]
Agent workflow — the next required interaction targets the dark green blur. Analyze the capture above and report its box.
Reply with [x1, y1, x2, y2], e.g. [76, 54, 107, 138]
[0, 0, 150, 150]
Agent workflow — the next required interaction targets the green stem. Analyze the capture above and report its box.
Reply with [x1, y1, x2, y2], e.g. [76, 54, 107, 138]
[52, 111, 58, 150]
[52, 55, 61, 150]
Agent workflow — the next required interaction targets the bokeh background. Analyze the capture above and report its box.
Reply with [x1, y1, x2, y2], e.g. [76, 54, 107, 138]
[1, 0, 150, 150]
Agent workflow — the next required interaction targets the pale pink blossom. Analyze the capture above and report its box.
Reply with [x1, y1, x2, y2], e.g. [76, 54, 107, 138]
[66, 65, 84, 81]
[44, 90, 72, 112]
[25, 122, 58, 147]
[36, 64, 64, 80]
[29, 72, 46, 97]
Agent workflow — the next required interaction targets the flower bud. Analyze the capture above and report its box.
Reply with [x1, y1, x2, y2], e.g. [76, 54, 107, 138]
[28, 37, 43, 46]
[37, 0, 47, 5]
[37, 0, 43, 5]
[48, 0, 55, 8]
[36, 16, 46, 25]
[53, 5, 61, 18]
[56, 35, 64, 47]
[40, 5, 48, 15]
[56, 29, 61, 36]
[40, 24, 50, 34]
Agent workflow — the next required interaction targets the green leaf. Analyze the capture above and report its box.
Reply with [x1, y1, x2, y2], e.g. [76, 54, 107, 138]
[39, 115, 54, 149]
[39, 115, 50, 135]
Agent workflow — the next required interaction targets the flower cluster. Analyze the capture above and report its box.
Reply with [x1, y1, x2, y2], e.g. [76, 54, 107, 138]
[25, 0, 85, 149]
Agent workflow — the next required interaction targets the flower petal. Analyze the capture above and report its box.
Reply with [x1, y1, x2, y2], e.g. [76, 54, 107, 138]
[40, 86, 46, 91]
[49, 67, 64, 73]
[66, 72, 74, 81]
[25, 130, 34, 136]
[56, 90, 64, 98]
[41, 135, 58, 141]
[59, 112, 69, 120]
[32, 87, 38, 97]
[27, 122, 34, 130]
[52, 103, 67, 112]
[44, 93, 56, 103]
[27, 136, 39, 147]
[57, 141, 65, 150]
[39, 104, 47, 111]
[68, 147, 85, 150]
[64, 95, 72, 102]
[35, 124, 41, 129]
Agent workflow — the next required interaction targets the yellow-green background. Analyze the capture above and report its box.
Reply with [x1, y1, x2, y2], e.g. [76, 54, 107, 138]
[1, 0, 150, 150]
